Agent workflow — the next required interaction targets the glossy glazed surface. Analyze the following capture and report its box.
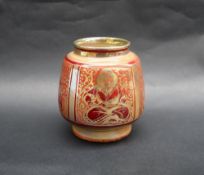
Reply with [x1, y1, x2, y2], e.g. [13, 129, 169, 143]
[59, 49, 144, 128]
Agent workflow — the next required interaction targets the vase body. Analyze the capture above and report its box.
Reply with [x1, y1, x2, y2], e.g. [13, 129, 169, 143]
[58, 37, 144, 142]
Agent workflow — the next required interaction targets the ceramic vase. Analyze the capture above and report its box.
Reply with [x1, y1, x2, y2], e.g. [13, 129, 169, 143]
[58, 37, 144, 142]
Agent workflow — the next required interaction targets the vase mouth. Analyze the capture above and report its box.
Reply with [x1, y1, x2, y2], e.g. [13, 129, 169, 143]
[73, 37, 130, 52]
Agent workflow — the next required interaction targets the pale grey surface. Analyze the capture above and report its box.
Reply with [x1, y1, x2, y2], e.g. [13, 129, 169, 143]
[0, 0, 204, 175]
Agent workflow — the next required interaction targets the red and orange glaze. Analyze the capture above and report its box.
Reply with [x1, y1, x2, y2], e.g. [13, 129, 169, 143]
[59, 49, 144, 127]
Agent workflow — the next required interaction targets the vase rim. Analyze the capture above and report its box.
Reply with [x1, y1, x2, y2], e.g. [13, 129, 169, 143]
[73, 37, 130, 51]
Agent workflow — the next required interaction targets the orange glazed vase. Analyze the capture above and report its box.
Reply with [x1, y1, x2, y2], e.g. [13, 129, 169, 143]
[58, 37, 144, 142]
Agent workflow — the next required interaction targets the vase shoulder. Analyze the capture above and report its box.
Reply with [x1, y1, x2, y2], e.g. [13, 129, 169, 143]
[66, 51, 141, 66]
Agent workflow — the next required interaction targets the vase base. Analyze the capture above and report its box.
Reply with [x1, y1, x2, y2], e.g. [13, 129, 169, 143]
[72, 124, 132, 143]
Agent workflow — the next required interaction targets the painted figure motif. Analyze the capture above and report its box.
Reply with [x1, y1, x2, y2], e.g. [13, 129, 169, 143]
[76, 67, 135, 126]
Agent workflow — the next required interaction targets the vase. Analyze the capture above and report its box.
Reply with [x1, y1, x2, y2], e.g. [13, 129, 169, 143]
[58, 37, 144, 142]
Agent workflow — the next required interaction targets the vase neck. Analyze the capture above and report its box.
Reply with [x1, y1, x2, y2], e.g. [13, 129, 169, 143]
[73, 37, 130, 57]
[74, 48, 129, 57]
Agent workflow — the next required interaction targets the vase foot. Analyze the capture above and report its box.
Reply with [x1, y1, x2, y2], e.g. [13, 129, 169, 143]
[72, 124, 132, 143]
